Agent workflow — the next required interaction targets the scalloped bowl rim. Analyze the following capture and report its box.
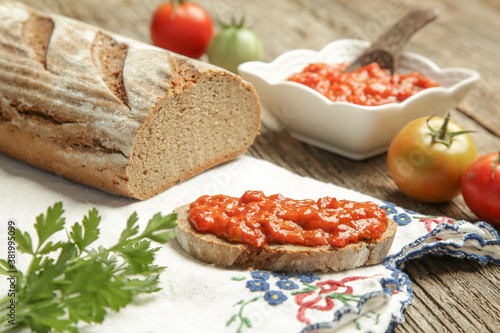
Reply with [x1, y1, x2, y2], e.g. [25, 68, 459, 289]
[237, 39, 481, 160]
[238, 39, 480, 112]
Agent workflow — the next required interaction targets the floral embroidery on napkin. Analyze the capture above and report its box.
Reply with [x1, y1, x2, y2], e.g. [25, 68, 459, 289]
[418, 216, 456, 233]
[380, 201, 413, 226]
[293, 276, 373, 325]
[228, 272, 383, 332]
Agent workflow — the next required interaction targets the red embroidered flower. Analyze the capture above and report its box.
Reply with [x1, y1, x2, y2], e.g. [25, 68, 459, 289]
[294, 276, 370, 325]
[419, 216, 455, 233]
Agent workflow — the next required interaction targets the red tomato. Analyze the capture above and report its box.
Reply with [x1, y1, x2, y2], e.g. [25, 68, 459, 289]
[461, 151, 500, 225]
[387, 114, 477, 203]
[151, 2, 213, 59]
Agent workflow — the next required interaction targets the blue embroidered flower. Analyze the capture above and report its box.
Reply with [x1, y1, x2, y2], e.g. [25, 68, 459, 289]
[264, 290, 288, 305]
[272, 272, 294, 280]
[380, 202, 397, 215]
[276, 280, 299, 290]
[393, 213, 412, 226]
[246, 279, 270, 292]
[251, 271, 270, 280]
[297, 273, 320, 283]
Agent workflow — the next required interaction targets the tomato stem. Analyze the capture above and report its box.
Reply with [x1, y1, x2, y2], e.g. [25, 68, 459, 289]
[492, 151, 500, 180]
[171, 0, 187, 14]
[169, 0, 184, 18]
[217, 16, 245, 29]
[427, 112, 475, 147]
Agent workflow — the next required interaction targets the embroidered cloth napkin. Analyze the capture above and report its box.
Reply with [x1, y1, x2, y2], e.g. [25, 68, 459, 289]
[1, 154, 499, 333]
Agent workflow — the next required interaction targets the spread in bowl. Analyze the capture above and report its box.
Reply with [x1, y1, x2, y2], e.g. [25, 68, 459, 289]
[287, 62, 439, 106]
[188, 190, 388, 248]
[238, 39, 480, 160]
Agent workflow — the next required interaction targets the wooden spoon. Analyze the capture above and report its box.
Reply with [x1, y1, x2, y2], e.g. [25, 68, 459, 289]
[346, 8, 439, 73]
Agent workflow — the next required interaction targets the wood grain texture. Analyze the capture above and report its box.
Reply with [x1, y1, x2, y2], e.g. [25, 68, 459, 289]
[9, 0, 500, 332]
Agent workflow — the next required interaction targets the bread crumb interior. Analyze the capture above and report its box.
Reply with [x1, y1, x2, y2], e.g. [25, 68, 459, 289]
[127, 73, 260, 199]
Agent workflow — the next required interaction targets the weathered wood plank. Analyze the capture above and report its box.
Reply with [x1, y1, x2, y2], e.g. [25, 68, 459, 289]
[403, 258, 500, 332]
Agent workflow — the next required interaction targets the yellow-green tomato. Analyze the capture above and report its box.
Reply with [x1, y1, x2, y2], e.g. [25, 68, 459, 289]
[207, 24, 263, 73]
[387, 114, 477, 203]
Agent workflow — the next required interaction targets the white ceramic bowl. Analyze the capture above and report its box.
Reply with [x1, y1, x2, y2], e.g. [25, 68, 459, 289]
[238, 39, 480, 160]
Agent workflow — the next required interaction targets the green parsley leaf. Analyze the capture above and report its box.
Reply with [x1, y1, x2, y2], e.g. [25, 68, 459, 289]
[38, 241, 65, 255]
[34, 202, 65, 251]
[70, 208, 100, 254]
[0, 202, 176, 332]
[124, 274, 162, 293]
[0, 259, 10, 275]
[119, 212, 140, 242]
[25, 307, 73, 333]
[117, 240, 161, 274]
[15, 229, 34, 254]
[141, 213, 177, 240]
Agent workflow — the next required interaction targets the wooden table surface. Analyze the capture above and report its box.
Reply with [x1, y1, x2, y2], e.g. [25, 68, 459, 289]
[14, 0, 500, 332]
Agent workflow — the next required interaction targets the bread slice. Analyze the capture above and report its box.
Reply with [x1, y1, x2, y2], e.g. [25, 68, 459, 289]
[174, 204, 397, 273]
[0, 1, 261, 200]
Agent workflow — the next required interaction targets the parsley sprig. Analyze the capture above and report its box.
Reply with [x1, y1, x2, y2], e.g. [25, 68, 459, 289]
[0, 202, 177, 332]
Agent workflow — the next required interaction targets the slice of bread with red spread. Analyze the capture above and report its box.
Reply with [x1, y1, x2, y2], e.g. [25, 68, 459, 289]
[174, 204, 397, 273]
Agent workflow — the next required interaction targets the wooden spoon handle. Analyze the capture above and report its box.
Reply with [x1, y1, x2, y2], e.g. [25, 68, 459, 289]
[375, 8, 439, 54]
[347, 8, 439, 72]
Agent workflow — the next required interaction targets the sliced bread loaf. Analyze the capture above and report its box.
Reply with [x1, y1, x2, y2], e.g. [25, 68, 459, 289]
[0, 1, 261, 199]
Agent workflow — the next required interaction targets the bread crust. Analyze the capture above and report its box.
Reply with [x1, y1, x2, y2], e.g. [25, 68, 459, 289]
[0, 1, 261, 200]
[174, 204, 397, 273]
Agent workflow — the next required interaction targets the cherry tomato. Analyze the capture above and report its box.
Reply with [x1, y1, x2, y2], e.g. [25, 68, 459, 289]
[207, 20, 263, 73]
[151, 1, 213, 59]
[387, 113, 477, 203]
[461, 151, 500, 225]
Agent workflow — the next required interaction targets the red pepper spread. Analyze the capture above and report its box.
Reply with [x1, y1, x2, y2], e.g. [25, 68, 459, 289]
[188, 190, 388, 248]
[287, 62, 439, 106]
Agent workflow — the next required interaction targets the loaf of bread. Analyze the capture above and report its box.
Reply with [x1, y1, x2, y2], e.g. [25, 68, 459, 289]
[0, 0, 261, 200]
[174, 204, 397, 273]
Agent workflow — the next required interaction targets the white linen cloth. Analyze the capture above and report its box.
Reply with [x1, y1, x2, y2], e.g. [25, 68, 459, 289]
[1, 154, 499, 333]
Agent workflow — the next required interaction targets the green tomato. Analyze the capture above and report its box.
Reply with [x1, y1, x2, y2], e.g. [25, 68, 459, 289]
[207, 24, 263, 73]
